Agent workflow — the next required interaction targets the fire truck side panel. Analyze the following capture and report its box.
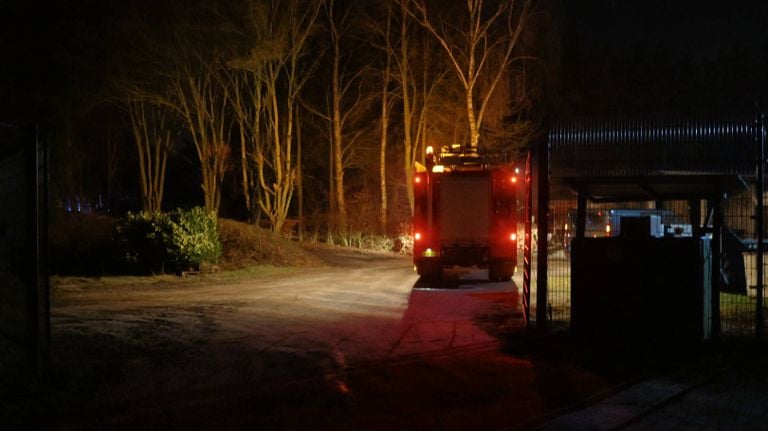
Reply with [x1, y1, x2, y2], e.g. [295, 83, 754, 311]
[413, 173, 441, 276]
[488, 170, 517, 280]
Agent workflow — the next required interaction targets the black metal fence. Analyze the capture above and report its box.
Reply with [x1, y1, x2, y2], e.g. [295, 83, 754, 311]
[0, 123, 49, 375]
[535, 113, 766, 338]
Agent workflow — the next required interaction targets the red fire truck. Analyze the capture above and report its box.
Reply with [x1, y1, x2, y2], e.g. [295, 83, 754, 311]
[413, 146, 518, 281]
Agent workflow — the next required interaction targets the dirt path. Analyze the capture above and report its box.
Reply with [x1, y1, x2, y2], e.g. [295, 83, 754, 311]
[6, 248, 629, 430]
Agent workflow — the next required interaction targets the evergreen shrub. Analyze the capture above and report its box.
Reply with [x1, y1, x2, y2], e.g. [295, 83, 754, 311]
[114, 207, 221, 273]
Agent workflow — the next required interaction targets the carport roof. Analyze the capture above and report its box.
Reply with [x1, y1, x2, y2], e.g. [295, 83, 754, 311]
[548, 113, 761, 202]
[551, 172, 750, 202]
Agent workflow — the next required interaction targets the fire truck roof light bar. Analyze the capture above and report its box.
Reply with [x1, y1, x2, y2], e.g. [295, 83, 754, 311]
[437, 151, 511, 168]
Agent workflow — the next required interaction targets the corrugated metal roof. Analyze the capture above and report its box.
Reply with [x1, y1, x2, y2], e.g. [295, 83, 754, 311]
[548, 113, 762, 201]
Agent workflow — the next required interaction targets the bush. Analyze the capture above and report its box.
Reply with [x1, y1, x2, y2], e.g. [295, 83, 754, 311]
[114, 211, 168, 273]
[169, 207, 222, 268]
[114, 207, 221, 274]
[49, 211, 118, 275]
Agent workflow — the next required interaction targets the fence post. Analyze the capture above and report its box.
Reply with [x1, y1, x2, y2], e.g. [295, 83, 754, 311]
[26, 125, 49, 378]
[523, 152, 532, 329]
[536, 135, 549, 331]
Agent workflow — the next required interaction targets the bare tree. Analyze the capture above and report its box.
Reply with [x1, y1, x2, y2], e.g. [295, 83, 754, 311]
[119, 56, 230, 214]
[398, 0, 417, 211]
[124, 98, 175, 212]
[117, 1, 235, 214]
[111, 64, 177, 214]
[378, 6, 394, 233]
[380, 0, 450, 213]
[296, 0, 375, 235]
[229, 0, 322, 233]
[302, 81, 375, 236]
[224, 66, 265, 224]
[168, 56, 231, 213]
[326, 0, 352, 233]
[409, 0, 532, 152]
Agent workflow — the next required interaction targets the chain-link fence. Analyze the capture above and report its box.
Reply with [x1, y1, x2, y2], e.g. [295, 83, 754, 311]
[721, 184, 767, 336]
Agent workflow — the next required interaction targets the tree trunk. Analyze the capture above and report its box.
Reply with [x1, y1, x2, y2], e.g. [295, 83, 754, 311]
[128, 100, 171, 213]
[332, 25, 347, 233]
[379, 10, 392, 234]
[105, 128, 118, 209]
[296, 106, 304, 242]
[379, 96, 389, 234]
[401, 1, 415, 214]
[239, 121, 251, 215]
[467, 87, 479, 151]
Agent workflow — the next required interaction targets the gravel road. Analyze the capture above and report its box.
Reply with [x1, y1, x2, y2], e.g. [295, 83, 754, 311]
[5, 247, 625, 430]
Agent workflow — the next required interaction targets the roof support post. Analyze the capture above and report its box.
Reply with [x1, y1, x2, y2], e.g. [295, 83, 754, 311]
[709, 197, 723, 338]
[576, 194, 586, 239]
[757, 113, 765, 339]
[688, 199, 702, 239]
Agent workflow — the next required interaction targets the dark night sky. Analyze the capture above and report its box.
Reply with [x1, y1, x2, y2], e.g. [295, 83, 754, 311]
[0, 0, 133, 122]
[554, 0, 768, 114]
[569, 1, 767, 60]
[3, 0, 768, 122]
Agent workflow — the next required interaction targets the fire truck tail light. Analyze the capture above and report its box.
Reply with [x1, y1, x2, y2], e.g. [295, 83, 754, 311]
[415, 176, 421, 184]
[510, 233, 517, 241]
[414, 232, 422, 241]
[511, 176, 517, 183]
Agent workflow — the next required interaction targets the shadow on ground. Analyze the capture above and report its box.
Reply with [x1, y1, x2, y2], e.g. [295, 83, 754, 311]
[0, 261, 744, 431]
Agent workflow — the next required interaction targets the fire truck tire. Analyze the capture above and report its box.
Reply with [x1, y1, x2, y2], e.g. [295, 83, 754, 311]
[417, 267, 442, 288]
[488, 266, 500, 282]
[489, 264, 513, 282]
[416, 260, 442, 278]
[428, 272, 443, 288]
